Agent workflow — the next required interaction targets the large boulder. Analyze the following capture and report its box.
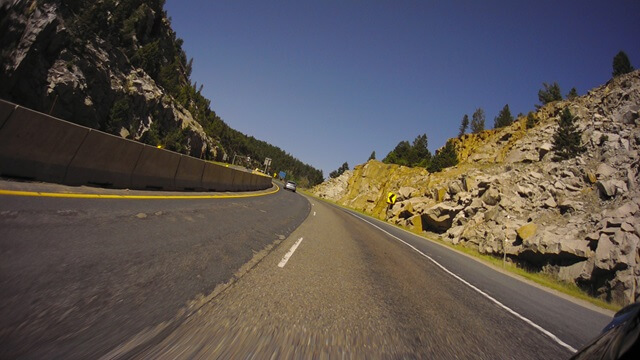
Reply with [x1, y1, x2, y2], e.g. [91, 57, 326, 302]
[447, 225, 465, 241]
[398, 186, 419, 200]
[409, 197, 437, 214]
[603, 202, 639, 219]
[596, 180, 628, 199]
[522, 230, 591, 259]
[560, 239, 592, 259]
[448, 180, 464, 195]
[543, 196, 557, 209]
[606, 269, 637, 306]
[421, 203, 464, 233]
[461, 223, 484, 245]
[462, 175, 477, 192]
[594, 233, 635, 271]
[505, 149, 539, 163]
[613, 231, 639, 266]
[517, 223, 538, 241]
[558, 259, 594, 283]
[409, 214, 423, 233]
[516, 184, 535, 198]
[481, 188, 501, 206]
[538, 143, 554, 160]
[596, 163, 617, 178]
[433, 187, 448, 202]
[395, 201, 414, 220]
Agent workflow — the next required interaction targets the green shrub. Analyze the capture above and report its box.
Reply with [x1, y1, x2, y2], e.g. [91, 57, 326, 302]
[107, 97, 132, 134]
[526, 112, 537, 129]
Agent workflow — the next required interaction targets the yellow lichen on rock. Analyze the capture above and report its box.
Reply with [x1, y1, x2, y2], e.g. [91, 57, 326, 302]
[517, 223, 538, 241]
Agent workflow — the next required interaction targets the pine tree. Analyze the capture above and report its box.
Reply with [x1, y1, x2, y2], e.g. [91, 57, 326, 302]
[383, 136, 432, 167]
[329, 162, 349, 178]
[537, 82, 562, 108]
[566, 87, 578, 100]
[612, 51, 634, 77]
[552, 108, 585, 161]
[493, 104, 514, 129]
[368, 151, 376, 161]
[470, 108, 485, 134]
[428, 141, 458, 173]
[408, 134, 431, 167]
[458, 114, 469, 137]
[383, 141, 411, 166]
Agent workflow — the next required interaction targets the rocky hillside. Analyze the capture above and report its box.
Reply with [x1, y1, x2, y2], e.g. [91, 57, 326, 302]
[0, 0, 323, 184]
[0, 0, 215, 156]
[313, 70, 640, 306]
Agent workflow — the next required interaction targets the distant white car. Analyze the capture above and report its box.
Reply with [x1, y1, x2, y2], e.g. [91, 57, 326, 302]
[284, 181, 297, 192]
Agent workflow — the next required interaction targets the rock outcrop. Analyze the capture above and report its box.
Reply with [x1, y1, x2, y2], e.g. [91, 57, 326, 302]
[313, 70, 640, 306]
[0, 1, 216, 158]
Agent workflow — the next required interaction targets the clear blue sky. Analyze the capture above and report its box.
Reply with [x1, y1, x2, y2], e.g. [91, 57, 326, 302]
[164, 0, 639, 178]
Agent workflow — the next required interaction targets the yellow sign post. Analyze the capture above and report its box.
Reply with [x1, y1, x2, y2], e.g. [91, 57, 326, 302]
[386, 192, 397, 205]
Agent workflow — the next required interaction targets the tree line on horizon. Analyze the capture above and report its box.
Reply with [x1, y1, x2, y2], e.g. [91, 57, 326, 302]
[380, 133, 458, 173]
[456, 51, 634, 137]
[373, 51, 634, 175]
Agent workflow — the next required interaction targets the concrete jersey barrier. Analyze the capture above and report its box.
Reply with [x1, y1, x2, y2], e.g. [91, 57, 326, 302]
[0, 106, 90, 183]
[131, 145, 182, 190]
[174, 155, 206, 191]
[65, 130, 144, 188]
[0, 99, 272, 192]
[0, 100, 17, 129]
[202, 162, 236, 192]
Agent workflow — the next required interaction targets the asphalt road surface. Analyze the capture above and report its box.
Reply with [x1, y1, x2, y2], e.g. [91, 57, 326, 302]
[0, 181, 613, 359]
[0, 181, 308, 359]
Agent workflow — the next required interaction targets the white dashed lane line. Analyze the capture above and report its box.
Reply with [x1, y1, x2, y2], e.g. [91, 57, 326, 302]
[278, 237, 304, 268]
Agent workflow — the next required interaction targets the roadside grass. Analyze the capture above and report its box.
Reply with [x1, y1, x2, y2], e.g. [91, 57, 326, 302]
[432, 240, 621, 312]
[301, 190, 621, 312]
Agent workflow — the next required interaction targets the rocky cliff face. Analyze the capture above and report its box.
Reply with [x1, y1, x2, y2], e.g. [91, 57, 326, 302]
[0, 0, 215, 158]
[313, 70, 640, 305]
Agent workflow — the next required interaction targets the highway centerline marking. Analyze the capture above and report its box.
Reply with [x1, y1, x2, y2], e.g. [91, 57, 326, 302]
[348, 212, 578, 354]
[278, 237, 304, 268]
[0, 185, 279, 200]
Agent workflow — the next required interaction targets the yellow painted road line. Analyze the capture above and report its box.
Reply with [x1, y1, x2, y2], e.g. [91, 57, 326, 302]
[0, 185, 279, 200]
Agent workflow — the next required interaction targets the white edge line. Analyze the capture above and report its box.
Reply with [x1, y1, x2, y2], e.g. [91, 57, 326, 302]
[278, 237, 304, 268]
[348, 212, 578, 354]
